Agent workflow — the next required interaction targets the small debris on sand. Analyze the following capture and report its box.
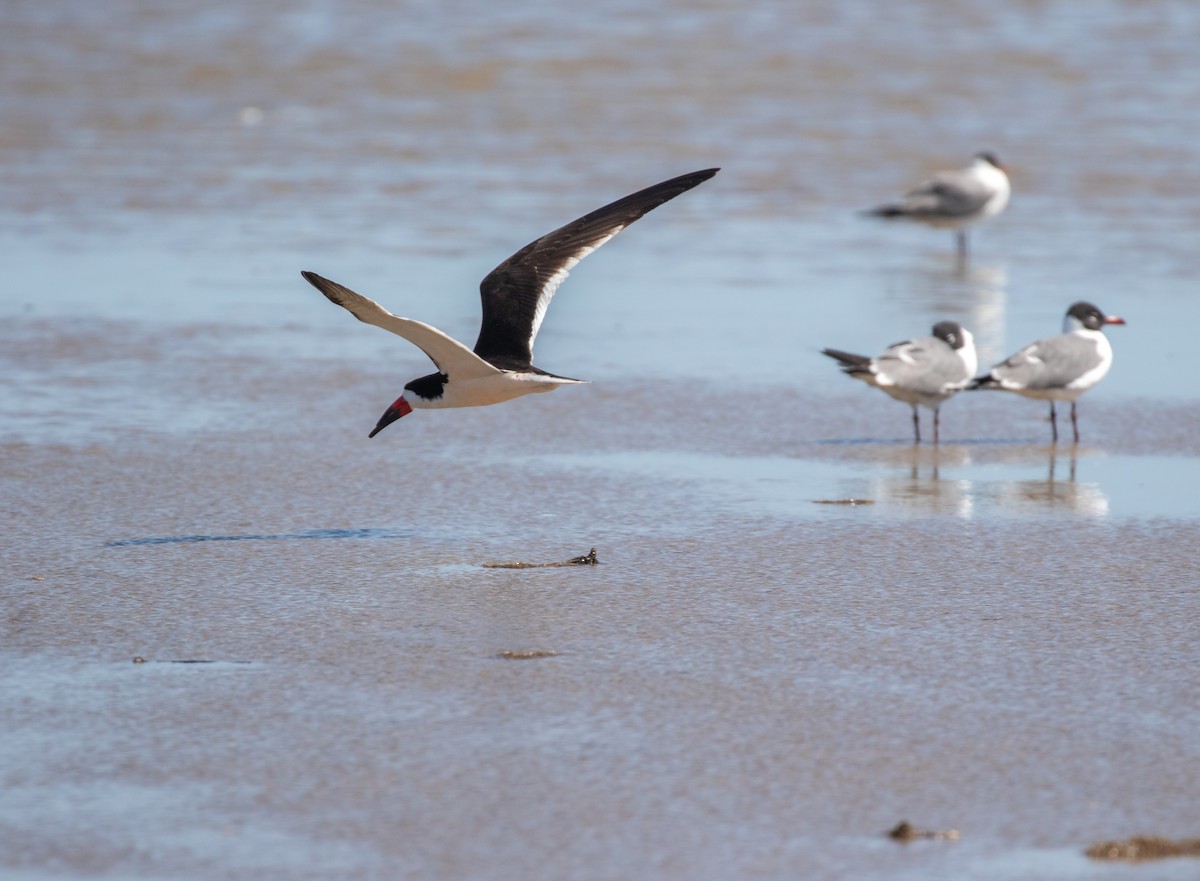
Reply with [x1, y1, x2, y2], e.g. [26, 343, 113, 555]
[888, 821, 960, 842]
[496, 650, 559, 660]
[813, 498, 875, 506]
[130, 658, 250, 665]
[1086, 836, 1200, 861]
[483, 548, 599, 569]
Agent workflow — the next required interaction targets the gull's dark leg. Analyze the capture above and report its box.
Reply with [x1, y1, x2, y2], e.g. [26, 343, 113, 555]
[911, 406, 921, 444]
[933, 407, 941, 445]
[1071, 402, 1080, 444]
[956, 230, 968, 261]
[1049, 401, 1058, 444]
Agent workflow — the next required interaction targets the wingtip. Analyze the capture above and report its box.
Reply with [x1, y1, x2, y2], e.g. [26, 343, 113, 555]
[301, 270, 339, 297]
[644, 167, 719, 202]
[666, 168, 719, 187]
[300, 270, 346, 306]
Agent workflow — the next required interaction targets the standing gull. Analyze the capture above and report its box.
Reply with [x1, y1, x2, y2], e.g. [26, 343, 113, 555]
[970, 301, 1125, 444]
[822, 321, 977, 444]
[867, 152, 1010, 259]
[302, 168, 718, 437]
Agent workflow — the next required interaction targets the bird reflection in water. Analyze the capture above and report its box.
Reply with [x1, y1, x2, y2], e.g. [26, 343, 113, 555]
[864, 445, 976, 518]
[851, 445, 1110, 517]
[996, 448, 1109, 517]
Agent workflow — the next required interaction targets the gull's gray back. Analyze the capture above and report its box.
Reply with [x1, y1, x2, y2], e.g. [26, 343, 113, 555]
[904, 170, 994, 218]
[992, 333, 1104, 390]
[877, 334, 971, 396]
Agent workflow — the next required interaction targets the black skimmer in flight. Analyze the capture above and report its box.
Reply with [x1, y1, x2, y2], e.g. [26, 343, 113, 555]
[969, 301, 1125, 444]
[302, 168, 718, 437]
[867, 152, 1010, 259]
[822, 320, 977, 444]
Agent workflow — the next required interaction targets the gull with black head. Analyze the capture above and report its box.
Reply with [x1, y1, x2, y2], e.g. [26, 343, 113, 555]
[822, 320, 977, 444]
[970, 301, 1125, 444]
[867, 152, 1010, 259]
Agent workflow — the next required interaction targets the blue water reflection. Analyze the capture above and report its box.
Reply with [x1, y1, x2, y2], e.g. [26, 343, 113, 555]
[537, 446, 1200, 521]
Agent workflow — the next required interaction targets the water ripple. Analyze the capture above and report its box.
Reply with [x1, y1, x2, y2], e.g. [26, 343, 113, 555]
[105, 527, 412, 547]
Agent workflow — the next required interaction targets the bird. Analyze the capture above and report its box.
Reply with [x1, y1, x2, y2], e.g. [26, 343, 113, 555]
[302, 168, 718, 437]
[867, 152, 1010, 259]
[969, 301, 1125, 444]
[821, 320, 977, 444]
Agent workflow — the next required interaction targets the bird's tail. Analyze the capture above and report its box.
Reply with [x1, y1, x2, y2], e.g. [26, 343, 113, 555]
[821, 348, 873, 376]
[864, 204, 909, 219]
[967, 374, 1000, 390]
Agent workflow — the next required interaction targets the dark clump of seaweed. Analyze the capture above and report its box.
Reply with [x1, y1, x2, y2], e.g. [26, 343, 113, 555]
[496, 650, 559, 660]
[483, 548, 598, 569]
[887, 821, 959, 842]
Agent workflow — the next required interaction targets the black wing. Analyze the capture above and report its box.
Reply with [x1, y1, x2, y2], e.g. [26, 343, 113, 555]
[472, 168, 719, 369]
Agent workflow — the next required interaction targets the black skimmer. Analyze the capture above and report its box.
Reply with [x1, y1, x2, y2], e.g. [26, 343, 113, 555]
[867, 152, 1010, 259]
[822, 320, 978, 444]
[969, 301, 1125, 444]
[302, 168, 718, 437]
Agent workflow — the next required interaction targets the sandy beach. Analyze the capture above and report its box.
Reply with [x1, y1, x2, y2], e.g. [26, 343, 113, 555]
[2, 2, 1199, 879]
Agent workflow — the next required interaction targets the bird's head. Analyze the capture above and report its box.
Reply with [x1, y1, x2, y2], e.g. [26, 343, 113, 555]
[1065, 301, 1126, 333]
[369, 393, 414, 438]
[931, 320, 969, 350]
[974, 151, 1005, 171]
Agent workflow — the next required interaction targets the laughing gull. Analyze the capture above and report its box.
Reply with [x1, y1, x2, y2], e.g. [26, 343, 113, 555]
[302, 168, 718, 437]
[969, 301, 1125, 443]
[822, 320, 977, 444]
[867, 152, 1010, 259]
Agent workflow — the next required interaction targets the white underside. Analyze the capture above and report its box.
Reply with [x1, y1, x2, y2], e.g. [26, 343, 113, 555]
[1007, 386, 1084, 402]
[1003, 367, 1109, 402]
[920, 191, 1010, 230]
[850, 372, 955, 409]
[1066, 351, 1114, 392]
[411, 372, 585, 409]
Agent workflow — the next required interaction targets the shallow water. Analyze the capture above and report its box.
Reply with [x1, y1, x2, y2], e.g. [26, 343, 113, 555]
[3, 2, 1200, 880]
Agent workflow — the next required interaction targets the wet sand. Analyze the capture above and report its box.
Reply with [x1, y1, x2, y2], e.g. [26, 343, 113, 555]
[3, 1, 1200, 879]
[4, 353, 1200, 880]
